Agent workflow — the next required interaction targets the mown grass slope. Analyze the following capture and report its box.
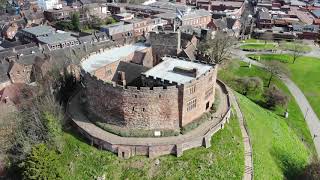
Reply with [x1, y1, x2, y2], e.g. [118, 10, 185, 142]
[237, 94, 311, 179]
[56, 115, 244, 180]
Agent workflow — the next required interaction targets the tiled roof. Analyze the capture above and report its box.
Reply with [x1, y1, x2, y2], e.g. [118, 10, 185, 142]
[37, 33, 78, 45]
[21, 25, 55, 36]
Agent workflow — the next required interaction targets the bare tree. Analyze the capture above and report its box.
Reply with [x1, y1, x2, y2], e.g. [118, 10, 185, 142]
[260, 32, 273, 44]
[198, 31, 236, 65]
[263, 84, 290, 109]
[291, 40, 305, 64]
[264, 61, 289, 87]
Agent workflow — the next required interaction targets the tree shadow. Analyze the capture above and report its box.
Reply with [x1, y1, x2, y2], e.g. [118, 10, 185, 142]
[270, 146, 305, 180]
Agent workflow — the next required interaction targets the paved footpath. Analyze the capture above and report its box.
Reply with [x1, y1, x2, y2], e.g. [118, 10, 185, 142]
[229, 90, 254, 180]
[232, 52, 320, 158]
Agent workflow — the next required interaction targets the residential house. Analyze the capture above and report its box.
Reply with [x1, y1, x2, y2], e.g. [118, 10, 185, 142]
[124, 18, 148, 37]
[100, 22, 134, 43]
[44, 6, 81, 22]
[37, 0, 60, 10]
[20, 25, 55, 43]
[37, 32, 80, 50]
[292, 24, 319, 39]
[113, 12, 134, 21]
[257, 8, 272, 29]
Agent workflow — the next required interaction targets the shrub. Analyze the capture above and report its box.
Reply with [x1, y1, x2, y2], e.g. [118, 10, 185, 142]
[298, 161, 320, 180]
[235, 77, 263, 96]
[263, 85, 289, 109]
[22, 144, 61, 180]
[181, 112, 211, 134]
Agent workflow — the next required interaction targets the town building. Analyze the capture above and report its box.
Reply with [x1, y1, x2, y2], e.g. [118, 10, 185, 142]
[124, 18, 149, 37]
[100, 22, 134, 43]
[37, 0, 60, 10]
[37, 32, 80, 50]
[19, 25, 55, 43]
[257, 8, 272, 29]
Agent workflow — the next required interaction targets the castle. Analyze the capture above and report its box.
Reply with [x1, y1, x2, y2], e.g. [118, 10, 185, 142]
[80, 30, 218, 135]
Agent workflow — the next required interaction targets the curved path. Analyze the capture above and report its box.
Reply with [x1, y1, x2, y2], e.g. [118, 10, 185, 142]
[232, 49, 320, 158]
[229, 90, 254, 180]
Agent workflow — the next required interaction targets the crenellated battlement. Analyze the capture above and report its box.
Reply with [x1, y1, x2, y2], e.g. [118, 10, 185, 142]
[83, 71, 179, 94]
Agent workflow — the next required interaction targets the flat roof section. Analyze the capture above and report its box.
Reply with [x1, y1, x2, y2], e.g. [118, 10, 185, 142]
[143, 57, 213, 84]
[81, 43, 149, 73]
[22, 25, 55, 36]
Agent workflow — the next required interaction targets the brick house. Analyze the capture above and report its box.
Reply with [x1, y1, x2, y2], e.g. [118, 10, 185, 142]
[124, 18, 148, 37]
[257, 8, 272, 29]
[20, 25, 55, 43]
[2, 23, 18, 40]
[100, 22, 134, 43]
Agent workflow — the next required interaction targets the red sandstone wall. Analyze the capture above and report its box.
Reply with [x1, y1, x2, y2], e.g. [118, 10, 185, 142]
[94, 61, 120, 82]
[84, 73, 180, 130]
[181, 65, 218, 126]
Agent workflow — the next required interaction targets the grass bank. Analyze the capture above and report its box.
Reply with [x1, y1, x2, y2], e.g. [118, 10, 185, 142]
[219, 61, 316, 154]
[247, 54, 320, 119]
[56, 114, 244, 179]
[237, 94, 311, 179]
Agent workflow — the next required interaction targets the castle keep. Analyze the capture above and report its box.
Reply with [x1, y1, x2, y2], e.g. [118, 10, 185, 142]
[81, 42, 218, 133]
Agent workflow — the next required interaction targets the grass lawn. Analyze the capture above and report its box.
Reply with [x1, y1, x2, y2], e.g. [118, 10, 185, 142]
[240, 43, 276, 51]
[240, 39, 311, 52]
[219, 61, 316, 154]
[247, 54, 320, 119]
[56, 115, 244, 179]
[236, 94, 311, 179]
[242, 39, 273, 44]
[279, 42, 311, 52]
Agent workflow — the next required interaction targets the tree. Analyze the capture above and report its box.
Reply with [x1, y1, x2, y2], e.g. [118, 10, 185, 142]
[263, 85, 289, 109]
[260, 32, 273, 44]
[291, 40, 305, 64]
[22, 144, 61, 180]
[235, 76, 263, 96]
[56, 21, 74, 31]
[9, 93, 64, 163]
[71, 12, 80, 31]
[299, 161, 320, 180]
[198, 31, 236, 65]
[264, 61, 289, 87]
[105, 17, 117, 25]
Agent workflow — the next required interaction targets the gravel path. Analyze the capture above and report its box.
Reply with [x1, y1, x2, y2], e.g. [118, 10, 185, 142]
[229, 90, 254, 180]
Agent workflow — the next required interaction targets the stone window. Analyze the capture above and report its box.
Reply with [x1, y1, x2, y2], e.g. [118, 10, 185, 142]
[205, 88, 213, 99]
[187, 98, 197, 112]
[189, 85, 196, 94]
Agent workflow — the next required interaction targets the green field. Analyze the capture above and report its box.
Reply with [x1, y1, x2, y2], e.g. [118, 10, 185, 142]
[279, 42, 312, 52]
[242, 39, 273, 44]
[237, 94, 311, 179]
[240, 43, 276, 51]
[247, 54, 320, 119]
[240, 39, 311, 52]
[56, 115, 244, 179]
[219, 61, 316, 153]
